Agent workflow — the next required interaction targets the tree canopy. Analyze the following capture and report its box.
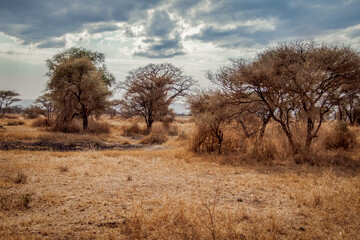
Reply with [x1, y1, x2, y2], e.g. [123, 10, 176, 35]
[46, 48, 114, 131]
[0, 90, 21, 115]
[121, 63, 196, 130]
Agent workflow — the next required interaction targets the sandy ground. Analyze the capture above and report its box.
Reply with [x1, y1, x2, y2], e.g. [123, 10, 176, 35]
[1, 148, 359, 239]
[0, 117, 359, 239]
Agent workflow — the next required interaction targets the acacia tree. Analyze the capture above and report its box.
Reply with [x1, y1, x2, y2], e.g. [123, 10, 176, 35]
[212, 42, 360, 154]
[0, 90, 21, 115]
[34, 93, 54, 126]
[46, 48, 114, 131]
[121, 63, 195, 130]
[48, 57, 112, 131]
[188, 91, 232, 154]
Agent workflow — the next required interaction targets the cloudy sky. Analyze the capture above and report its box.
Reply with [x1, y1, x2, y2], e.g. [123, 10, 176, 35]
[0, 0, 360, 103]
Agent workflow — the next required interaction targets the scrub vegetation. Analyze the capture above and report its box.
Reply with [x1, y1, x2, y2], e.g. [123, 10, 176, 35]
[0, 42, 359, 239]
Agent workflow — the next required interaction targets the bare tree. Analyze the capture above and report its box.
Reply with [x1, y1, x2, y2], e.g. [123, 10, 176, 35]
[0, 90, 21, 115]
[121, 63, 195, 130]
[211, 42, 360, 154]
[34, 93, 54, 126]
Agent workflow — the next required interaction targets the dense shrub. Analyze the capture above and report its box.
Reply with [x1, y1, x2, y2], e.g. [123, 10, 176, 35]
[323, 121, 357, 150]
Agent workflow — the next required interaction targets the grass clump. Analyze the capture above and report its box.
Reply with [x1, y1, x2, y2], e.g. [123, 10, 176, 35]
[121, 122, 146, 137]
[13, 172, 27, 184]
[7, 120, 25, 126]
[140, 124, 168, 144]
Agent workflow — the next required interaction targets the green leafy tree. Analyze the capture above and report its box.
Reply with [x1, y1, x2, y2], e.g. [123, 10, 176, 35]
[46, 48, 114, 131]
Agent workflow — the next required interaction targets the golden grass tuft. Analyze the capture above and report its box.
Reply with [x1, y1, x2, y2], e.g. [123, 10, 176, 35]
[140, 124, 168, 144]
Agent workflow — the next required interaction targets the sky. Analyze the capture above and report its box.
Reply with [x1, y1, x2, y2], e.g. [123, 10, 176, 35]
[0, 0, 360, 105]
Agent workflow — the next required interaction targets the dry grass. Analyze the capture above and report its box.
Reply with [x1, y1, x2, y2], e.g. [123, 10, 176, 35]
[0, 117, 359, 239]
[140, 123, 168, 144]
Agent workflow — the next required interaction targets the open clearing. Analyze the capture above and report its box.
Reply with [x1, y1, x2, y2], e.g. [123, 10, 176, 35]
[0, 117, 359, 239]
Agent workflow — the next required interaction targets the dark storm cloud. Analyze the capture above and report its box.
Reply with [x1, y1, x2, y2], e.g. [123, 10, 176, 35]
[189, 25, 276, 48]
[0, 0, 163, 45]
[0, 0, 359, 55]
[134, 35, 185, 58]
[146, 10, 176, 37]
[187, 0, 360, 46]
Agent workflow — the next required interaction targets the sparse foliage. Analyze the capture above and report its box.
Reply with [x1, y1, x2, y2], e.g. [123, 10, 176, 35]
[121, 63, 195, 131]
[188, 91, 232, 154]
[211, 42, 360, 154]
[0, 90, 21, 115]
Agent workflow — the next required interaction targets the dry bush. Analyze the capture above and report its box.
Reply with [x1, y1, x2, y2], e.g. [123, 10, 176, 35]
[140, 124, 168, 144]
[177, 131, 188, 141]
[52, 120, 82, 133]
[0, 193, 33, 210]
[189, 124, 217, 153]
[31, 117, 54, 127]
[87, 120, 110, 134]
[121, 122, 146, 136]
[58, 166, 69, 172]
[323, 121, 358, 150]
[161, 115, 175, 129]
[167, 124, 178, 136]
[123, 199, 281, 240]
[13, 172, 27, 184]
[51, 119, 110, 134]
[2, 114, 19, 119]
[6, 120, 25, 126]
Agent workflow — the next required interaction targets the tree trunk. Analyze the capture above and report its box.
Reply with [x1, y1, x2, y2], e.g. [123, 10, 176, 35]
[82, 114, 88, 131]
[146, 119, 153, 133]
[259, 114, 271, 141]
[216, 129, 223, 155]
[279, 122, 298, 155]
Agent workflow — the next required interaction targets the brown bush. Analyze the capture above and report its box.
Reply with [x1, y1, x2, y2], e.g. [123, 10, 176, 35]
[51, 119, 110, 134]
[121, 122, 146, 136]
[31, 117, 54, 127]
[323, 121, 358, 150]
[189, 124, 217, 153]
[87, 120, 110, 134]
[2, 114, 19, 119]
[52, 120, 82, 133]
[13, 172, 27, 184]
[7, 120, 25, 126]
[161, 115, 175, 128]
[140, 124, 168, 144]
[167, 125, 178, 136]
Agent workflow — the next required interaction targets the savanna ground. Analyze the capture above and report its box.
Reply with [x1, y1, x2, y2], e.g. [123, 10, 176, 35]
[0, 116, 359, 239]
